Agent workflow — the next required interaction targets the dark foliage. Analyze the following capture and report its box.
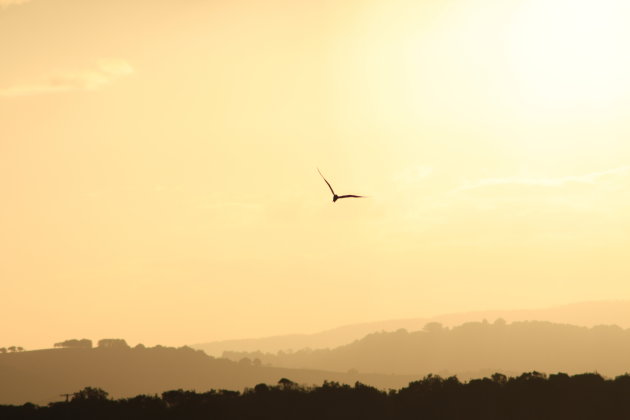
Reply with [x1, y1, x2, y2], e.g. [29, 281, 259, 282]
[2, 372, 630, 420]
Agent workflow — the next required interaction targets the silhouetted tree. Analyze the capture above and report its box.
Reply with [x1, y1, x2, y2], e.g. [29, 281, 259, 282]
[494, 318, 507, 326]
[72, 387, 109, 401]
[278, 377, 299, 391]
[161, 389, 194, 408]
[423, 322, 445, 333]
[54, 338, 92, 349]
[491, 372, 507, 385]
[97, 338, 129, 349]
[254, 383, 270, 393]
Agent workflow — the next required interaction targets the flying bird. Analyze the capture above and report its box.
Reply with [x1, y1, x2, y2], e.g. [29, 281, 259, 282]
[317, 168, 365, 203]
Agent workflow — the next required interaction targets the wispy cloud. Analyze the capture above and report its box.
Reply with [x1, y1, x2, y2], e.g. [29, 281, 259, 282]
[0, 59, 134, 97]
[457, 166, 630, 191]
[0, 0, 31, 8]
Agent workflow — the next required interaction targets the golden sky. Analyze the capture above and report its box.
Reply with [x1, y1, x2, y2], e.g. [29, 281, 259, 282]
[1, 0, 630, 350]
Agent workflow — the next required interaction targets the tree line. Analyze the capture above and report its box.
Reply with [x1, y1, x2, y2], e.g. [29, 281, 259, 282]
[2, 372, 630, 419]
[0, 346, 25, 353]
[1, 338, 131, 353]
[53, 338, 131, 349]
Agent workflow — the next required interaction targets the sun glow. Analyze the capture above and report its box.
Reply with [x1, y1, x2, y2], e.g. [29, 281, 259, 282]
[2, 0, 630, 351]
[508, 0, 630, 108]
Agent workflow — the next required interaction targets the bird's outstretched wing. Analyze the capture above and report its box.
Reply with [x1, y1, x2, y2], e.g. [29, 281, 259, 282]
[317, 168, 336, 195]
[337, 195, 364, 199]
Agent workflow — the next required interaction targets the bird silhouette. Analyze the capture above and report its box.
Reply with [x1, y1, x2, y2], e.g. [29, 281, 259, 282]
[317, 168, 365, 203]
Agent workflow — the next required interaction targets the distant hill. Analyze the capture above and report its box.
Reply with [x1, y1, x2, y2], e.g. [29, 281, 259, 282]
[0, 346, 418, 405]
[192, 300, 630, 355]
[222, 320, 630, 377]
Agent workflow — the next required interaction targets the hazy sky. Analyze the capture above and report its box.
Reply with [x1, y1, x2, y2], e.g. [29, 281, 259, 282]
[2, 0, 630, 350]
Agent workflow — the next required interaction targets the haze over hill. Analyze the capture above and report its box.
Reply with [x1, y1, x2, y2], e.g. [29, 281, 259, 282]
[6, 317, 630, 405]
[193, 300, 630, 355]
[224, 319, 630, 377]
[221, 320, 630, 378]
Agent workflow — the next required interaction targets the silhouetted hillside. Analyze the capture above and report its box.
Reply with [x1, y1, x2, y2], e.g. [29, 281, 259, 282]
[0, 345, 416, 405]
[193, 300, 630, 355]
[3, 372, 630, 420]
[223, 320, 630, 377]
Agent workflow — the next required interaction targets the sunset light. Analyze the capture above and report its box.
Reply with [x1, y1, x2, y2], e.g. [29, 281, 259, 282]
[1, 1, 630, 413]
